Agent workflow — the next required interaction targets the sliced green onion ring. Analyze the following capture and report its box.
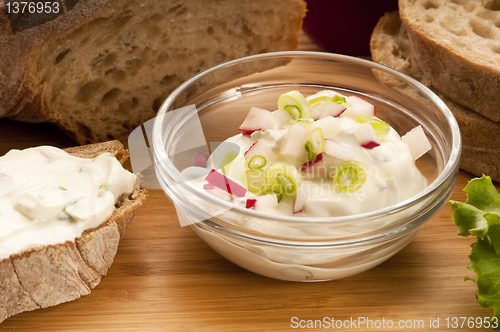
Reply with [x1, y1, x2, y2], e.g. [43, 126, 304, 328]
[245, 169, 267, 194]
[268, 162, 302, 196]
[247, 155, 266, 170]
[332, 95, 346, 104]
[263, 189, 283, 202]
[304, 127, 325, 162]
[278, 91, 312, 119]
[355, 115, 390, 136]
[333, 161, 367, 193]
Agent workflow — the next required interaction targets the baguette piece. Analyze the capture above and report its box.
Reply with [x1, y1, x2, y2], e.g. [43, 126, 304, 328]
[370, 11, 500, 182]
[0, 0, 306, 144]
[398, 0, 500, 122]
[0, 140, 148, 323]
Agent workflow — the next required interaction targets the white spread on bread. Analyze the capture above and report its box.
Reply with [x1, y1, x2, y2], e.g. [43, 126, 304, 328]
[0, 146, 136, 260]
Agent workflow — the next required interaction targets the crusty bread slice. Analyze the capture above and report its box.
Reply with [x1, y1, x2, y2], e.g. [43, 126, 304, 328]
[370, 11, 500, 182]
[398, 0, 500, 122]
[0, 140, 147, 323]
[0, 0, 306, 144]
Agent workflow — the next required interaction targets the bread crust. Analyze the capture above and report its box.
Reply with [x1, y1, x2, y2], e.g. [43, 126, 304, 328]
[398, 0, 500, 122]
[0, 140, 147, 323]
[371, 10, 500, 182]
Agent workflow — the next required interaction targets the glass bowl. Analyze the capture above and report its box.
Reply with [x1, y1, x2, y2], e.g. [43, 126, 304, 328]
[152, 51, 461, 282]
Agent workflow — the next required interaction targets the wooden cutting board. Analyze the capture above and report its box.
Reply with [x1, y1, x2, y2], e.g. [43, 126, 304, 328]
[0, 31, 493, 332]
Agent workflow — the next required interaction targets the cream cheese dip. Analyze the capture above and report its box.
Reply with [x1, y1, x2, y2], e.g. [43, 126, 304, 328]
[0, 146, 136, 260]
[187, 90, 430, 218]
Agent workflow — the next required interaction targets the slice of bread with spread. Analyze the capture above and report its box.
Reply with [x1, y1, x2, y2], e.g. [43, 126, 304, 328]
[0, 140, 148, 323]
[370, 11, 500, 182]
[0, 0, 306, 144]
[398, 0, 500, 122]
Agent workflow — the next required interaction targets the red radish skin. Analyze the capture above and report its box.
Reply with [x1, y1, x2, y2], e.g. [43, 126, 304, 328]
[244, 141, 258, 157]
[246, 199, 257, 209]
[239, 128, 262, 135]
[205, 169, 247, 197]
[300, 153, 323, 171]
[361, 141, 380, 149]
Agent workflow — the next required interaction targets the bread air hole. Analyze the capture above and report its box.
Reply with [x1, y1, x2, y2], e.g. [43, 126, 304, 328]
[486, 0, 500, 11]
[100, 88, 122, 105]
[160, 74, 177, 85]
[422, 0, 439, 10]
[54, 49, 71, 64]
[490, 45, 500, 55]
[471, 19, 496, 39]
[118, 97, 139, 114]
[75, 81, 104, 102]
[91, 53, 117, 69]
[104, 68, 127, 82]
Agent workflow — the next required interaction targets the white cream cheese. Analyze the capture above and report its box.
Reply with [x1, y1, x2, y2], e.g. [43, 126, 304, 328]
[188, 90, 428, 218]
[222, 117, 427, 217]
[0, 146, 136, 260]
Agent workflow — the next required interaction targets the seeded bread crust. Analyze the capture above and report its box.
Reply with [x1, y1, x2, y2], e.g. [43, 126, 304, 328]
[0, 0, 306, 144]
[370, 11, 500, 182]
[398, 0, 500, 122]
[0, 140, 148, 323]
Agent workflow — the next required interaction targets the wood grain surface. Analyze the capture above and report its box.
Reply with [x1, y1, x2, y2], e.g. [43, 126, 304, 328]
[0, 31, 494, 331]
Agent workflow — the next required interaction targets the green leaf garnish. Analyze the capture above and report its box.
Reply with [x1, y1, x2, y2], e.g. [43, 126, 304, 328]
[450, 175, 500, 326]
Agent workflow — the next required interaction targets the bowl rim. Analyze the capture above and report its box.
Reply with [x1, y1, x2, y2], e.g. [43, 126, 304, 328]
[152, 51, 462, 226]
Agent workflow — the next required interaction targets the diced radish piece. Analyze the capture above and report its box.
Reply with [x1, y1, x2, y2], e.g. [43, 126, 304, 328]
[272, 109, 293, 128]
[319, 101, 346, 118]
[195, 153, 209, 168]
[354, 122, 380, 149]
[280, 123, 306, 158]
[342, 96, 375, 118]
[205, 169, 247, 197]
[246, 199, 257, 209]
[294, 181, 313, 213]
[402, 125, 432, 161]
[244, 140, 272, 161]
[203, 184, 232, 202]
[324, 140, 355, 160]
[310, 103, 321, 120]
[239, 106, 275, 135]
[246, 194, 278, 212]
[307, 116, 342, 138]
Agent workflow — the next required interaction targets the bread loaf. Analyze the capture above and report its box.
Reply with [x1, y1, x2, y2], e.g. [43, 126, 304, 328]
[0, 0, 306, 144]
[398, 0, 500, 122]
[0, 140, 148, 323]
[370, 11, 500, 182]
